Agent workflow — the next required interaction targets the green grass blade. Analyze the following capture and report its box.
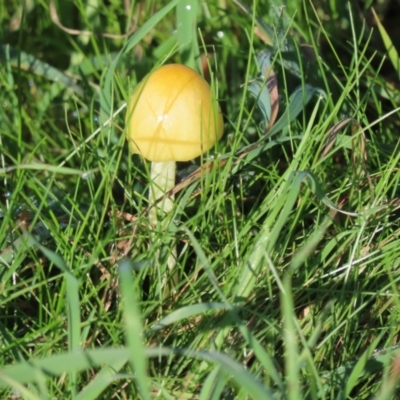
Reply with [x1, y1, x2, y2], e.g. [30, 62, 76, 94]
[149, 302, 230, 331]
[75, 358, 128, 400]
[0, 44, 83, 96]
[0, 374, 41, 400]
[118, 259, 150, 400]
[372, 8, 400, 80]
[100, 0, 180, 122]
[0, 163, 95, 176]
[200, 367, 226, 400]
[176, 0, 199, 70]
[281, 275, 301, 399]
[374, 352, 400, 400]
[192, 350, 276, 399]
[183, 227, 283, 389]
[0, 348, 130, 388]
[38, 244, 81, 396]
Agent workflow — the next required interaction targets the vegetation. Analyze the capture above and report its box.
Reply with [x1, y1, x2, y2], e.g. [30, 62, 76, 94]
[1, 0, 400, 398]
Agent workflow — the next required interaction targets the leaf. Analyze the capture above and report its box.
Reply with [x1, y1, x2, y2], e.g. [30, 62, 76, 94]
[247, 79, 272, 124]
[232, 0, 309, 79]
[247, 50, 279, 132]
[268, 84, 322, 138]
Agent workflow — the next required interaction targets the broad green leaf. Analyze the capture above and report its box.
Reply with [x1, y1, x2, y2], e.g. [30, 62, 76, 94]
[268, 84, 322, 138]
[248, 79, 272, 124]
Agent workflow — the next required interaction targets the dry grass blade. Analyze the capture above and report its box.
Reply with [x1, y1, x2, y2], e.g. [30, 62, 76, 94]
[351, 119, 374, 200]
[320, 117, 354, 159]
[266, 68, 279, 131]
[49, 0, 139, 39]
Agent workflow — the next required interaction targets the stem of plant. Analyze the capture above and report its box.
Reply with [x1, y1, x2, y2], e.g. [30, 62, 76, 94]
[149, 161, 178, 294]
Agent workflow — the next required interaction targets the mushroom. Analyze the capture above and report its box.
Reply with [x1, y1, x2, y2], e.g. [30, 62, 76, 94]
[126, 64, 223, 280]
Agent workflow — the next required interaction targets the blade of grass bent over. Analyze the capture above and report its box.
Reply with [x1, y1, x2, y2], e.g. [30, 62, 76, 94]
[74, 357, 128, 400]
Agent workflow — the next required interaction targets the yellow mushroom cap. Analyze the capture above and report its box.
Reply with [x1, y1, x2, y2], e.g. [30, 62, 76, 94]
[126, 64, 224, 162]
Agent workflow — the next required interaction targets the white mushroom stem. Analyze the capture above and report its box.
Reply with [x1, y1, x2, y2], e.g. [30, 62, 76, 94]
[149, 161, 176, 226]
[149, 160, 177, 291]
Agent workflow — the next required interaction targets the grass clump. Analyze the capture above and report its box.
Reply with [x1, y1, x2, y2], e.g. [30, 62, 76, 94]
[1, 0, 400, 398]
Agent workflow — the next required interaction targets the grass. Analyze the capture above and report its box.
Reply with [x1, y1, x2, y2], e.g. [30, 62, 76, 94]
[1, 0, 400, 398]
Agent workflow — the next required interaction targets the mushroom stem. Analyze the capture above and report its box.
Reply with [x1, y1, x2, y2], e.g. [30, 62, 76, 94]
[149, 160, 177, 291]
[149, 161, 176, 226]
